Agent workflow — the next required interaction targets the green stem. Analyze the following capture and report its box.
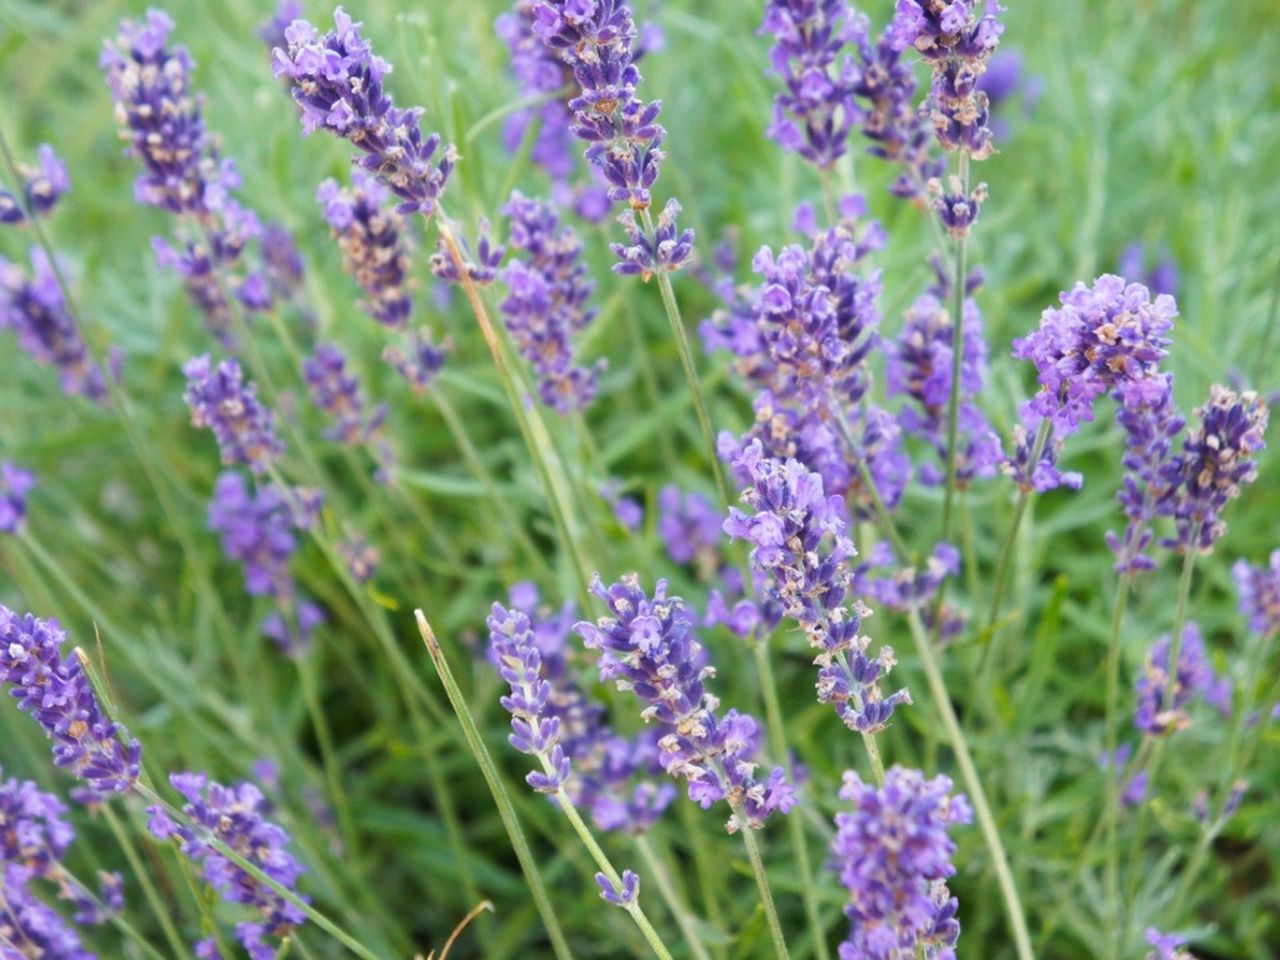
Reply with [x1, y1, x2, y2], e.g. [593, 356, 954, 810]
[296, 652, 361, 859]
[735, 811, 791, 960]
[641, 208, 729, 509]
[635, 835, 713, 960]
[860, 731, 886, 785]
[415, 611, 576, 960]
[1101, 573, 1134, 960]
[940, 151, 971, 545]
[904, 609, 1035, 960]
[102, 804, 192, 960]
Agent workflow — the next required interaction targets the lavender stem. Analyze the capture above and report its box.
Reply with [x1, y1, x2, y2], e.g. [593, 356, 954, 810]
[736, 801, 792, 960]
[940, 151, 972, 545]
[635, 835, 714, 960]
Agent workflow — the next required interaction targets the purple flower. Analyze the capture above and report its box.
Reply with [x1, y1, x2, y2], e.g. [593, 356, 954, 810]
[1014, 275, 1175, 435]
[302, 344, 389, 457]
[529, 0, 695, 272]
[596, 869, 640, 907]
[1145, 928, 1194, 960]
[317, 172, 416, 329]
[1000, 404, 1082, 493]
[0, 249, 110, 404]
[1106, 373, 1185, 573]
[725, 440, 911, 733]
[208, 472, 301, 599]
[0, 607, 142, 799]
[260, 601, 326, 657]
[975, 49, 1039, 142]
[261, 222, 307, 305]
[497, 2, 579, 181]
[1233, 551, 1280, 635]
[855, 542, 961, 615]
[1133, 622, 1224, 736]
[599, 481, 644, 531]
[430, 219, 505, 286]
[0, 144, 70, 223]
[147, 772, 308, 959]
[929, 175, 988, 237]
[830, 766, 972, 960]
[274, 8, 456, 217]
[575, 575, 795, 831]
[259, 0, 304, 51]
[658, 485, 724, 569]
[1119, 243, 1180, 299]
[183, 355, 284, 474]
[500, 191, 602, 413]
[383, 328, 447, 394]
[611, 198, 694, 278]
[760, 0, 864, 168]
[1, 462, 36, 535]
[1158, 385, 1267, 554]
[1, 863, 98, 960]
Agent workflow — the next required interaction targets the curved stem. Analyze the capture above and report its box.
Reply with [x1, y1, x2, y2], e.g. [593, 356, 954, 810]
[940, 152, 971, 545]
[1101, 573, 1134, 960]
[415, 612, 576, 960]
[735, 809, 792, 960]
[904, 609, 1035, 960]
[641, 208, 729, 509]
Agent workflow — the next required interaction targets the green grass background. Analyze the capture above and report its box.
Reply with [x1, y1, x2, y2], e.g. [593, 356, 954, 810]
[1, 0, 1278, 957]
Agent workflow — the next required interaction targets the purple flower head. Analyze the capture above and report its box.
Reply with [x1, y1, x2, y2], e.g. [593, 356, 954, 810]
[0, 144, 71, 224]
[302, 344, 389, 452]
[599, 480, 644, 531]
[1133, 622, 1223, 736]
[596, 869, 640, 907]
[259, 0, 305, 51]
[497, 2, 579, 181]
[658, 485, 724, 570]
[929, 175, 987, 236]
[831, 766, 973, 960]
[1233, 551, 1280, 635]
[725, 441, 911, 733]
[1106, 372, 1185, 573]
[261, 600, 326, 657]
[1014, 275, 1176, 436]
[0, 250, 110, 404]
[0, 608, 142, 799]
[500, 191, 602, 413]
[856, 542, 961, 616]
[261, 222, 307, 303]
[274, 8, 456, 216]
[147, 772, 308, 959]
[208, 472, 302, 599]
[759, 0, 864, 168]
[1145, 929, 1194, 960]
[528, 0, 695, 271]
[575, 575, 795, 831]
[1000, 404, 1082, 494]
[1118, 243, 1180, 299]
[383, 327, 447, 394]
[1158, 385, 1267, 554]
[183, 355, 284, 474]
[1, 462, 36, 535]
[431, 219, 505, 286]
[317, 172, 415, 329]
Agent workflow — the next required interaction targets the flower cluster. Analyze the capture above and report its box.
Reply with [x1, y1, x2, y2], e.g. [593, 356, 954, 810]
[492, 587, 676, 833]
[726, 440, 911, 732]
[431, 219, 505, 286]
[183, 355, 284, 474]
[1, 462, 36, 535]
[0, 772, 124, 955]
[529, 0, 694, 273]
[318, 172, 416, 329]
[302, 344, 391, 469]
[1133, 622, 1230, 737]
[830, 767, 972, 960]
[1145, 928, 1195, 960]
[499, 192, 602, 413]
[759, 0, 863, 169]
[1233, 550, 1280, 636]
[1, 249, 110, 404]
[575, 575, 796, 831]
[148, 772, 309, 960]
[383, 328, 447, 394]
[0, 144, 70, 224]
[1158, 386, 1268, 554]
[887, 262, 1001, 486]
[0, 607, 141, 799]
[274, 8, 456, 216]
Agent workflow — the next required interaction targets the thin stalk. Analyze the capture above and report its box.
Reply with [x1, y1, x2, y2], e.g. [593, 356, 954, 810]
[904, 609, 1035, 960]
[635, 835, 714, 960]
[940, 151, 971, 545]
[550, 787, 677, 960]
[1121, 542, 1198, 947]
[640, 207, 729, 508]
[296, 652, 361, 859]
[415, 611, 576, 960]
[1101, 573, 1134, 960]
[132, 783, 386, 960]
[752, 642, 832, 960]
[735, 809, 792, 960]
[860, 731, 886, 785]
[101, 804, 192, 960]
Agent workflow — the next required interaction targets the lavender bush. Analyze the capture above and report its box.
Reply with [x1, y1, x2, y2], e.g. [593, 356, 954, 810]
[0, 1, 1276, 959]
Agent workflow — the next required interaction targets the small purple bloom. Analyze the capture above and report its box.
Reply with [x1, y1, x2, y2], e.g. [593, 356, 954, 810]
[0, 144, 70, 223]
[183, 355, 284, 474]
[596, 869, 640, 907]
[1145, 928, 1193, 960]
[302, 344, 390, 460]
[1119, 243, 1180, 299]
[1, 462, 36, 535]
[259, 0, 304, 51]
[431, 219, 505, 286]
[1133, 622, 1223, 736]
[208, 472, 302, 599]
[1233, 551, 1280, 636]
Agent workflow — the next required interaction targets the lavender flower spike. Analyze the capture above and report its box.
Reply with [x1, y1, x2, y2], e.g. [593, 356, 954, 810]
[831, 767, 972, 960]
[760, 0, 863, 169]
[1159, 385, 1268, 553]
[1133, 622, 1224, 736]
[0, 607, 142, 799]
[725, 439, 911, 733]
[1233, 550, 1280, 636]
[487, 603, 572, 793]
[576, 575, 796, 831]
[148, 772, 308, 960]
[1, 462, 36, 535]
[0, 144, 71, 223]
[183, 355, 284, 474]
[274, 8, 456, 216]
